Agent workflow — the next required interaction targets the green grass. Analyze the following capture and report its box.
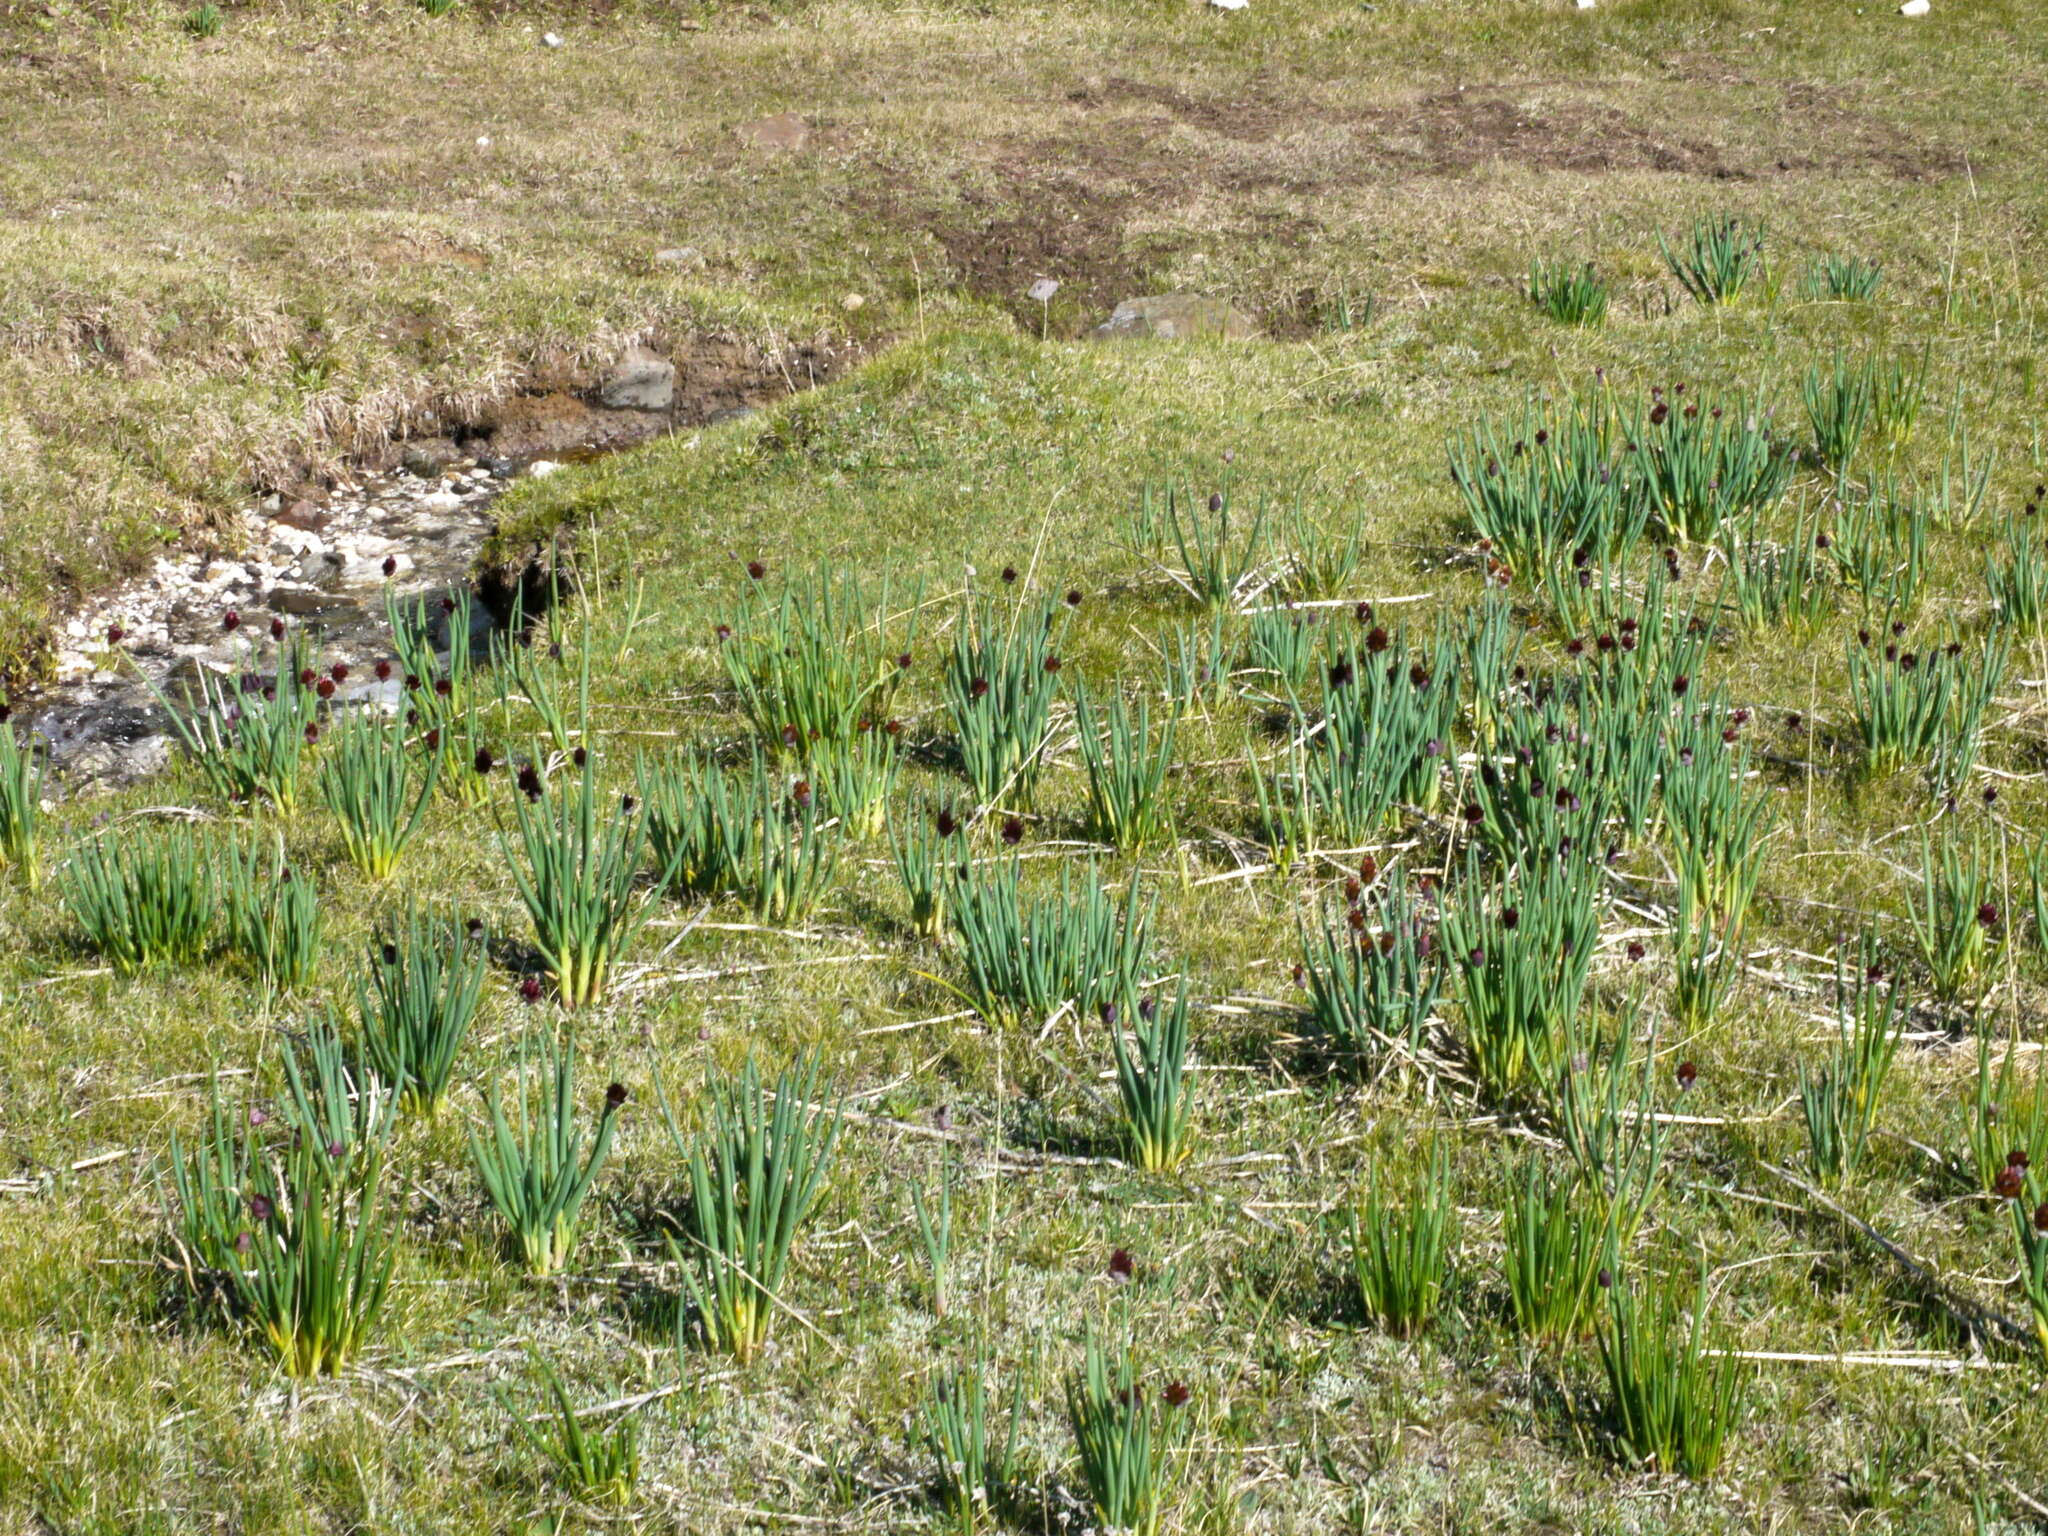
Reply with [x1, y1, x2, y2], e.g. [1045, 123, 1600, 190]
[9, 0, 2048, 1529]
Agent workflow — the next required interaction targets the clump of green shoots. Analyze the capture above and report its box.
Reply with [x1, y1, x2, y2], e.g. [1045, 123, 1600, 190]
[471, 1032, 626, 1277]
[357, 906, 487, 1115]
[1845, 625, 2007, 791]
[1075, 683, 1178, 851]
[642, 749, 838, 922]
[1597, 1267, 1748, 1478]
[1243, 605, 1320, 695]
[945, 594, 1066, 803]
[278, 1015, 395, 1181]
[149, 650, 319, 810]
[222, 834, 322, 991]
[1716, 505, 1835, 634]
[948, 858, 1152, 1027]
[716, 565, 918, 756]
[1800, 941, 1906, 1188]
[1549, 1014, 1669, 1235]
[1986, 510, 2048, 634]
[1297, 865, 1445, 1067]
[0, 714, 43, 885]
[319, 710, 440, 879]
[662, 1052, 841, 1362]
[1962, 1031, 2048, 1194]
[1660, 215, 1765, 305]
[1528, 258, 1609, 327]
[1350, 1144, 1455, 1337]
[1065, 1331, 1189, 1536]
[924, 1356, 1022, 1534]
[1502, 1158, 1614, 1345]
[63, 824, 217, 973]
[1158, 481, 1271, 611]
[1996, 1170, 2048, 1365]
[164, 1080, 395, 1378]
[1829, 482, 1928, 620]
[1107, 987, 1195, 1172]
[1630, 388, 1795, 544]
[1284, 505, 1366, 598]
[1446, 393, 1644, 584]
[810, 723, 902, 840]
[909, 1150, 954, 1318]
[1908, 834, 2004, 1011]
[1802, 253, 1884, 302]
[502, 745, 658, 1006]
[891, 798, 967, 942]
[499, 1351, 642, 1506]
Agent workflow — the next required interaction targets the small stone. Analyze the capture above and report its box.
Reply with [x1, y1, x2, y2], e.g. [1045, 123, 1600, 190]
[841, 293, 865, 312]
[417, 490, 463, 514]
[654, 246, 703, 267]
[541, 31, 564, 47]
[527, 460, 561, 479]
[600, 345, 676, 411]
[1209, 0, 1248, 10]
[1898, 0, 1928, 11]
[738, 112, 810, 152]
[1089, 293, 1260, 343]
[274, 499, 329, 533]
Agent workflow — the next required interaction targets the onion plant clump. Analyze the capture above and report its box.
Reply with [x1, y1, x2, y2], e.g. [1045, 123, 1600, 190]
[148, 644, 319, 810]
[0, 714, 43, 884]
[642, 749, 838, 921]
[1845, 624, 2007, 791]
[498, 1351, 642, 1505]
[1829, 485, 1928, 619]
[1802, 252, 1884, 302]
[945, 594, 1066, 803]
[1243, 605, 1320, 695]
[471, 1030, 626, 1277]
[1466, 700, 1614, 866]
[1441, 849, 1603, 1103]
[319, 709, 440, 879]
[1106, 986, 1194, 1172]
[947, 858, 1152, 1027]
[1460, 587, 1526, 750]
[1528, 258, 1609, 327]
[891, 797, 967, 941]
[1446, 393, 1645, 584]
[1160, 610, 1228, 711]
[1628, 388, 1795, 544]
[1660, 214, 1765, 305]
[924, 1356, 1022, 1536]
[1502, 1157, 1615, 1345]
[502, 744, 658, 1006]
[63, 824, 217, 973]
[1297, 864, 1445, 1067]
[1716, 504, 1835, 634]
[1799, 941, 1906, 1188]
[278, 1015, 396, 1181]
[222, 834, 322, 990]
[716, 566, 918, 757]
[1986, 511, 2048, 633]
[1597, 1267, 1748, 1478]
[1963, 1031, 2048, 1195]
[1802, 350, 1923, 472]
[1157, 480, 1272, 611]
[1350, 1144, 1456, 1337]
[1661, 696, 1773, 925]
[1075, 682, 1178, 851]
[809, 721, 903, 840]
[1284, 505, 1367, 598]
[1907, 834, 2003, 1010]
[164, 1078, 396, 1378]
[1064, 1330, 1189, 1536]
[1549, 1014, 1670, 1235]
[661, 1051, 841, 1362]
[389, 587, 480, 739]
[356, 905, 487, 1115]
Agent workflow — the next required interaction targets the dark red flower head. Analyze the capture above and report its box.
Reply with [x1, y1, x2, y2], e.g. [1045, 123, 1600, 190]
[517, 763, 544, 800]
[605, 1082, 628, 1111]
[474, 747, 494, 775]
[935, 808, 959, 838]
[1995, 1164, 2026, 1199]
[969, 676, 990, 700]
[315, 677, 335, 699]
[375, 659, 393, 681]
[1365, 626, 1389, 654]
[1001, 565, 1018, 585]
[1107, 1248, 1135, 1281]
[382, 554, 398, 577]
[1065, 589, 1083, 609]
[270, 616, 287, 640]
[1163, 1380, 1191, 1409]
[106, 624, 125, 644]
[223, 610, 241, 632]
[519, 975, 544, 1004]
[1676, 1061, 1698, 1092]
[746, 560, 766, 581]
[1000, 815, 1024, 846]
[1626, 941, 1645, 962]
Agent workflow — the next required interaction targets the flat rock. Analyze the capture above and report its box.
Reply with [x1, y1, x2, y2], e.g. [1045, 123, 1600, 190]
[1089, 293, 1260, 342]
[600, 345, 676, 411]
[738, 112, 810, 152]
[274, 499, 330, 532]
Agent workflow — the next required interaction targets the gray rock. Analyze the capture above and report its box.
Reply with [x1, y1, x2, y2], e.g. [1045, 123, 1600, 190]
[401, 437, 463, 478]
[600, 346, 676, 411]
[655, 246, 704, 268]
[1089, 293, 1260, 343]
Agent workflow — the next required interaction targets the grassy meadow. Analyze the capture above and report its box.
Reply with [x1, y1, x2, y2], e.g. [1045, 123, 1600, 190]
[8, 0, 2048, 1531]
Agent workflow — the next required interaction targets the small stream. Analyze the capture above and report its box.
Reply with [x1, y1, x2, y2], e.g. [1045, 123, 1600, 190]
[21, 455, 548, 792]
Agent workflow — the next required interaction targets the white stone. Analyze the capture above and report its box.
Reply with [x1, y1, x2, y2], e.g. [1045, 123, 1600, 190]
[527, 460, 561, 479]
[1209, 0, 1249, 11]
[541, 31, 564, 46]
[1898, 0, 1928, 12]
[418, 490, 463, 514]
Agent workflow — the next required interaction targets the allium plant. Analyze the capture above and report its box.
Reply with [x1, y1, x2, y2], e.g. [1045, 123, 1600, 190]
[810, 722, 903, 841]
[1549, 1013, 1669, 1235]
[1802, 252, 1884, 302]
[1717, 504, 1835, 634]
[1528, 258, 1609, 327]
[947, 858, 1152, 1027]
[924, 1355, 1022, 1535]
[1284, 505, 1366, 598]
[1995, 1170, 2048, 1364]
[1460, 586, 1525, 750]
[1845, 624, 2007, 791]
[1107, 987, 1195, 1172]
[1986, 510, 2048, 634]
[1502, 1157, 1614, 1345]
[1598, 1267, 1748, 1478]
[1297, 865, 1445, 1067]
[945, 594, 1065, 803]
[356, 905, 487, 1115]
[63, 825, 217, 972]
[278, 1013, 397, 1182]
[1075, 682, 1178, 851]
[1628, 388, 1794, 545]
[471, 1031, 626, 1276]
[0, 714, 43, 885]
[222, 834, 322, 990]
[1064, 1330, 1188, 1536]
[1160, 611, 1228, 711]
[1963, 1030, 2048, 1195]
[1659, 214, 1765, 305]
[1907, 834, 2003, 1010]
[1442, 850, 1603, 1103]
[148, 650, 318, 809]
[319, 709, 441, 879]
[716, 566, 918, 756]
[1244, 605, 1320, 695]
[1350, 1144, 1456, 1337]
[1661, 696, 1773, 925]
[661, 1051, 841, 1362]
[1799, 940, 1906, 1188]
[499, 1351, 642, 1505]
[642, 748, 760, 901]
[1446, 393, 1645, 584]
[1159, 480, 1271, 611]
[891, 797, 967, 941]
[502, 744, 658, 1006]
[1829, 485, 1928, 619]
